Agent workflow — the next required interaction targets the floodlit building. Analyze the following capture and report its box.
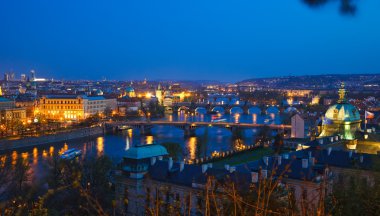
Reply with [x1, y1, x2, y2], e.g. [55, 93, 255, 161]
[0, 108, 27, 124]
[37, 95, 117, 121]
[37, 95, 85, 121]
[291, 114, 305, 138]
[319, 83, 361, 140]
[82, 96, 117, 117]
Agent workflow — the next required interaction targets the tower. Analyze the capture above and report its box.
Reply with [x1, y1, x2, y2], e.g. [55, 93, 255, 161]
[30, 70, 36, 81]
[155, 83, 163, 104]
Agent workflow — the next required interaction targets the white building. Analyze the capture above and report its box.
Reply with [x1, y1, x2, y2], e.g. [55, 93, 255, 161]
[82, 96, 117, 117]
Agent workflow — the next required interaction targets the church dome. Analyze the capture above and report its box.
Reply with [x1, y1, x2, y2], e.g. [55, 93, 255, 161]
[325, 103, 360, 122]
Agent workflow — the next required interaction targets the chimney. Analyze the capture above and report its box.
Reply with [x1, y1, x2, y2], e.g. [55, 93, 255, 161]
[168, 157, 173, 170]
[261, 169, 268, 179]
[251, 172, 258, 183]
[202, 164, 208, 173]
[302, 158, 309, 168]
[158, 156, 163, 160]
[327, 147, 332, 156]
[360, 155, 364, 163]
[277, 155, 282, 165]
[180, 161, 185, 172]
[150, 157, 156, 165]
[263, 156, 269, 166]
[349, 151, 353, 158]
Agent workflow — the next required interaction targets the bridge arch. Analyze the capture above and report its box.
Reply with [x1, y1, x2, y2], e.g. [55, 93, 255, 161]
[212, 106, 225, 114]
[266, 106, 279, 115]
[284, 106, 299, 114]
[165, 106, 173, 112]
[230, 107, 243, 115]
[248, 106, 261, 115]
[177, 106, 190, 112]
[195, 107, 207, 114]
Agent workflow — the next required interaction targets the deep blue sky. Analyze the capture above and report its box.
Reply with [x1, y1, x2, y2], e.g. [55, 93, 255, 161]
[0, 0, 379, 81]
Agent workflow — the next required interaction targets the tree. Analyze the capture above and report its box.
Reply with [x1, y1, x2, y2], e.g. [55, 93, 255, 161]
[103, 106, 113, 118]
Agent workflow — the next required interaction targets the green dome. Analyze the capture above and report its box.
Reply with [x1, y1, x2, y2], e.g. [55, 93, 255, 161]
[125, 87, 135, 93]
[325, 103, 360, 122]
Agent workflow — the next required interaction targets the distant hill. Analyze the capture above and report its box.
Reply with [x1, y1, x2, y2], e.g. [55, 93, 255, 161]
[238, 74, 380, 90]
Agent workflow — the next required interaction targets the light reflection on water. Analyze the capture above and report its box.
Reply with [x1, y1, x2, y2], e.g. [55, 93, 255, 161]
[187, 136, 197, 160]
[145, 136, 154, 144]
[97, 137, 104, 156]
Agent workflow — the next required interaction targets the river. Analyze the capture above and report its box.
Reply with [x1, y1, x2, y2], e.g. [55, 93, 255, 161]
[0, 112, 283, 181]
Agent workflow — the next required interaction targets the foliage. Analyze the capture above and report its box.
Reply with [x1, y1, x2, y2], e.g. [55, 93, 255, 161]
[103, 106, 113, 117]
[326, 173, 380, 216]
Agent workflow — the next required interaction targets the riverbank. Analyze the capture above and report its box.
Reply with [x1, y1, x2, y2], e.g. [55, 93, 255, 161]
[0, 126, 104, 151]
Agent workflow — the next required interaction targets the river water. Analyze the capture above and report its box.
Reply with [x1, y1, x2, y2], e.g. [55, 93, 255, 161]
[0, 112, 283, 181]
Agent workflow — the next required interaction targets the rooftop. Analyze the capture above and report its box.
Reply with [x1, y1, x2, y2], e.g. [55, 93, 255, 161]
[123, 144, 168, 160]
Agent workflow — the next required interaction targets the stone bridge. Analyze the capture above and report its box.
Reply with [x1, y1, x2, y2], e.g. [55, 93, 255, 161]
[171, 102, 286, 115]
[107, 121, 291, 137]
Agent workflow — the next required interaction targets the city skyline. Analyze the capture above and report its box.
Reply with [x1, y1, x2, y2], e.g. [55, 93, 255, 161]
[1, 1, 380, 81]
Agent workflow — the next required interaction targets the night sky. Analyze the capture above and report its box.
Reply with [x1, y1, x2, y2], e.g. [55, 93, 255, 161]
[0, 0, 379, 81]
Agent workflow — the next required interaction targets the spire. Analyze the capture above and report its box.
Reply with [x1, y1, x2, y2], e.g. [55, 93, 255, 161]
[157, 83, 161, 90]
[338, 82, 346, 103]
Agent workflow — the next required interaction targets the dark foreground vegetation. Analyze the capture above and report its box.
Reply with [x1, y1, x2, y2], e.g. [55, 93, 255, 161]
[0, 155, 379, 215]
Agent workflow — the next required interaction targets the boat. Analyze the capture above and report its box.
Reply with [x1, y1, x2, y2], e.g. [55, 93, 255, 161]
[211, 118, 227, 123]
[60, 148, 82, 160]
[117, 125, 132, 131]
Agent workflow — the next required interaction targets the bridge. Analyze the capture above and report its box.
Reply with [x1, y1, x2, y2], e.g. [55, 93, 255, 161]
[107, 121, 292, 137]
[171, 102, 288, 115]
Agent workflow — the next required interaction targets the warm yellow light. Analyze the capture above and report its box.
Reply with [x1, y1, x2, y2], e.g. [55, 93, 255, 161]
[188, 137, 197, 161]
[145, 92, 152, 98]
[146, 136, 154, 144]
[97, 137, 104, 156]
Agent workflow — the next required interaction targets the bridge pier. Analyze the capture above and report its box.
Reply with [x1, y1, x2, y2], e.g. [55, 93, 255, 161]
[184, 125, 196, 137]
[139, 125, 152, 136]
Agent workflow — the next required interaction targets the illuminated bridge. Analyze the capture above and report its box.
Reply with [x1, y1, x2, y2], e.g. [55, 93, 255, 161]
[107, 121, 292, 137]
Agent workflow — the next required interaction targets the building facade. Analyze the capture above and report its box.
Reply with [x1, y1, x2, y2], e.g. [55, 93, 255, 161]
[37, 95, 117, 121]
[37, 95, 85, 121]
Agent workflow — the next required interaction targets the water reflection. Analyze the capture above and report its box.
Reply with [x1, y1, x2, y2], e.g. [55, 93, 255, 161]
[21, 152, 28, 160]
[252, 114, 257, 123]
[187, 136, 197, 161]
[33, 148, 38, 164]
[234, 113, 240, 123]
[0, 156, 6, 167]
[125, 129, 133, 150]
[49, 146, 54, 156]
[146, 135, 154, 144]
[12, 151, 17, 165]
[97, 137, 104, 156]
[42, 150, 48, 158]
